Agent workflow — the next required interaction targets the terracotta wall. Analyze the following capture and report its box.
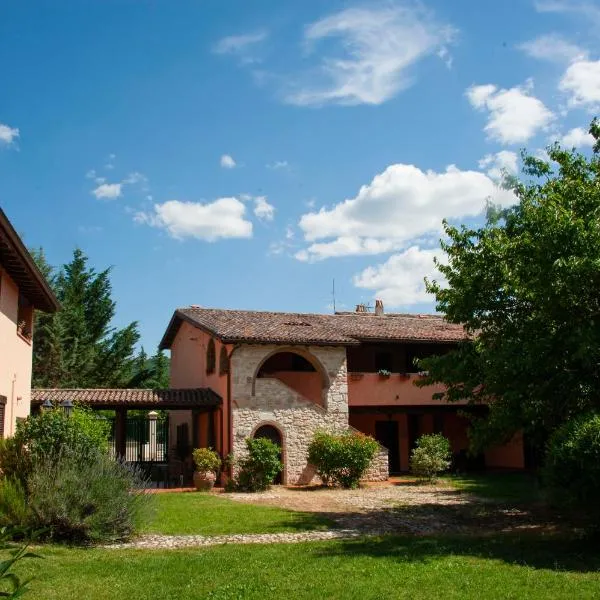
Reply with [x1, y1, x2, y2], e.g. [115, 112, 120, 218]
[168, 321, 230, 455]
[485, 433, 525, 469]
[0, 269, 33, 437]
[348, 373, 467, 407]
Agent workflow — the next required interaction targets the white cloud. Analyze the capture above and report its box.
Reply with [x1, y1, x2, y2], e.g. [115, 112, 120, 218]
[285, 4, 456, 106]
[466, 81, 555, 144]
[559, 59, 600, 110]
[267, 160, 289, 170]
[213, 31, 268, 55]
[92, 183, 122, 200]
[534, 0, 600, 21]
[478, 151, 519, 180]
[296, 163, 516, 261]
[104, 153, 116, 170]
[353, 246, 445, 306]
[518, 34, 587, 63]
[134, 198, 253, 241]
[253, 196, 275, 221]
[123, 171, 147, 185]
[0, 123, 19, 145]
[559, 126, 595, 147]
[220, 154, 237, 169]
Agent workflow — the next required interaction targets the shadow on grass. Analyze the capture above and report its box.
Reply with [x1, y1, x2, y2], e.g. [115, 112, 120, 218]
[316, 532, 600, 573]
[444, 472, 541, 504]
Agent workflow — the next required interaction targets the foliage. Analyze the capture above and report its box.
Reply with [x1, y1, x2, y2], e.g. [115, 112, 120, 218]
[0, 408, 110, 485]
[192, 448, 221, 474]
[232, 438, 283, 492]
[0, 527, 41, 598]
[27, 452, 152, 543]
[418, 119, 600, 454]
[410, 434, 452, 482]
[377, 369, 391, 376]
[308, 430, 379, 489]
[30, 248, 168, 389]
[0, 480, 29, 531]
[542, 412, 600, 521]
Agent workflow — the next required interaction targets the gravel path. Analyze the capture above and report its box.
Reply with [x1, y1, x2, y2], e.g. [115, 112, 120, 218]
[108, 529, 366, 550]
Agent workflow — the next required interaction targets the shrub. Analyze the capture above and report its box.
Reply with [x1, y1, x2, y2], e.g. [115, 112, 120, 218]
[192, 448, 221, 474]
[308, 431, 379, 489]
[0, 479, 29, 530]
[0, 408, 110, 484]
[543, 413, 600, 521]
[410, 433, 452, 482]
[27, 452, 152, 543]
[233, 438, 283, 492]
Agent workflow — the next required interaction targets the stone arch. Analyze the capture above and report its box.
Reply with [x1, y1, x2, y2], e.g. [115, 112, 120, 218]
[251, 347, 330, 397]
[251, 421, 286, 484]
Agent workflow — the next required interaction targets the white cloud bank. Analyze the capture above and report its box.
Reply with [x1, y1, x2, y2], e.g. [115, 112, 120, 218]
[518, 34, 587, 64]
[135, 198, 253, 241]
[466, 80, 555, 144]
[92, 183, 123, 200]
[559, 59, 600, 110]
[559, 126, 595, 147]
[0, 123, 19, 145]
[220, 154, 237, 169]
[285, 4, 456, 106]
[296, 162, 516, 262]
[478, 151, 519, 180]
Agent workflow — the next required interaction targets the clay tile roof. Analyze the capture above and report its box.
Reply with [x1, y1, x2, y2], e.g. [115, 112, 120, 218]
[31, 388, 221, 408]
[159, 307, 466, 349]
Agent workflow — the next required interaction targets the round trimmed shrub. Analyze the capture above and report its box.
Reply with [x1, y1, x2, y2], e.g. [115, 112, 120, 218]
[308, 431, 379, 489]
[543, 413, 600, 520]
[410, 433, 452, 482]
[234, 438, 283, 492]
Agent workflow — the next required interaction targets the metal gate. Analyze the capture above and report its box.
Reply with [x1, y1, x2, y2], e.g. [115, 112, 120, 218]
[108, 414, 169, 484]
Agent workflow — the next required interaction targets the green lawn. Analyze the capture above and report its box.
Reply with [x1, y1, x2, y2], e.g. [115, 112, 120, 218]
[445, 473, 541, 503]
[141, 492, 333, 535]
[18, 534, 600, 599]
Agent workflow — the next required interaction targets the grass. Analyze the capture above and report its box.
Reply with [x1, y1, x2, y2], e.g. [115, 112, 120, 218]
[141, 492, 334, 535]
[17, 533, 600, 599]
[444, 472, 541, 503]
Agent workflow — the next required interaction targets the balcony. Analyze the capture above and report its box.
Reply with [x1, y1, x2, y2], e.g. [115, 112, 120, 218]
[347, 372, 466, 407]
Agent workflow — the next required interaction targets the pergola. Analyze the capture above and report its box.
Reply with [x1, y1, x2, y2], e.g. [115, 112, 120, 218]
[31, 388, 222, 459]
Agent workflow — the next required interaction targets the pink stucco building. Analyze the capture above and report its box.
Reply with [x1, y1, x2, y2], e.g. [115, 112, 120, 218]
[160, 304, 525, 484]
[0, 208, 59, 437]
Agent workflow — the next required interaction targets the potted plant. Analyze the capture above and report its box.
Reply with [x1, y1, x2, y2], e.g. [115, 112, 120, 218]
[192, 447, 221, 491]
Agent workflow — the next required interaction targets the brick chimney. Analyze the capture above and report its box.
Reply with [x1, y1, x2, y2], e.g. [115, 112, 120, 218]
[355, 303, 367, 313]
[375, 299, 384, 316]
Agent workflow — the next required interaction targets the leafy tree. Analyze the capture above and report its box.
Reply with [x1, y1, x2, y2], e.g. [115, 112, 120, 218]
[418, 119, 600, 456]
[31, 248, 166, 389]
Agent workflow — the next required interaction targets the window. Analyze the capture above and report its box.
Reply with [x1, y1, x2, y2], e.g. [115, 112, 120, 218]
[17, 293, 33, 342]
[0, 396, 6, 439]
[375, 352, 393, 373]
[219, 345, 229, 375]
[206, 339, 216, 375]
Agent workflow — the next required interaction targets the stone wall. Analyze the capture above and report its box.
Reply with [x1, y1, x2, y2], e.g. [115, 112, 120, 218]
[230, 344, 388, 484]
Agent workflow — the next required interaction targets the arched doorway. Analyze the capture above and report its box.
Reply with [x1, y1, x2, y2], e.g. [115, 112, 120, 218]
[253, 424, 284, 484]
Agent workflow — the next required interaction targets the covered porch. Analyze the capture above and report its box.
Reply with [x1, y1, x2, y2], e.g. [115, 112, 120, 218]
[31, 388, 222, 487]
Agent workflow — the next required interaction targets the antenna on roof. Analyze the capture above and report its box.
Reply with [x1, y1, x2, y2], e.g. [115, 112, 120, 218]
[332, 278, 336, 313]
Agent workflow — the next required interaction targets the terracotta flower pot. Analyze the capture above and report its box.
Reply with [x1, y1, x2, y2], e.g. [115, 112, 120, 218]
[193, 470, 216, 491]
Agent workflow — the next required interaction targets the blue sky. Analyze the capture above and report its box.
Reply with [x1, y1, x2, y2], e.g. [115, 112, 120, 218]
[1, 0, 599, 351]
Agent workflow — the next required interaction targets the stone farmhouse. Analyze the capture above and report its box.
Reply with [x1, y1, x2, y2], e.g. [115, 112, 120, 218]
[160, 304, 525, 484]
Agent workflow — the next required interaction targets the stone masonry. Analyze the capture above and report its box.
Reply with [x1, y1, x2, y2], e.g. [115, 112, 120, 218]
[230, 344, 388, 484]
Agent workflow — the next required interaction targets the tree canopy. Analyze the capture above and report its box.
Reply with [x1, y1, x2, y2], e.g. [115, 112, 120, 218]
[31, 248, 169, 389]
[419, 119, 600, 454]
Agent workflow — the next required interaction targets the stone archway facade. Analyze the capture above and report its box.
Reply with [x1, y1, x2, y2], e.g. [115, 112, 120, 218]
[231, 344, 352, 484]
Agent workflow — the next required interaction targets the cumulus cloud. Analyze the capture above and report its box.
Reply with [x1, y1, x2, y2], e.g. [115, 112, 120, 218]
[220, 154, 237, 169]
[518, 34, 587, 63]
[353, 246, 445, 306]
[466, 80, 555, 144]
[134, 198, 253, 241]
[559, 59, 600, 110]
[534, 0, 600, 21]
[285, 4, 456, 106]
[253, 196, 275, 221]
[559, 126, 595, 147]
[478, 151, 519, 181]
[296, 163, 516, 262]
[0, 123, 19, 146]
[92, 183, 123, 200]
